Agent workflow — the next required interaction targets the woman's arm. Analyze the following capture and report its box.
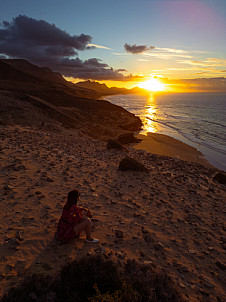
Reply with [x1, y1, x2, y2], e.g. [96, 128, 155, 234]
[78, 207, 92, 218]
[68, 205, 82, 223]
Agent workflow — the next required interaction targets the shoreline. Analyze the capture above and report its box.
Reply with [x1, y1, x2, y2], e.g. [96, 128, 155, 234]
[133, 132, 215, 169]
[106, 92, 226, 172]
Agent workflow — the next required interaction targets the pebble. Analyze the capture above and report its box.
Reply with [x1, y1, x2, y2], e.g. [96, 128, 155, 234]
[140, 251, 145, 257]
[188, 250, 196, 254]
[47, 177, 54, 182]
[143, 232, 153, 243]
[215, 261, 226, 271]
[6, 238, 20, 250]
[16, 230, 24, 241]
[115, 230, 123, 238]
[204, 282, 214, 289]
[154, 242, 165, 250]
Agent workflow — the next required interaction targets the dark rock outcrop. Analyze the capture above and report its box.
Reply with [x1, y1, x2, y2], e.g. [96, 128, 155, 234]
[118, 133, 141, 144]
[213, 172, 226, 184]
[120, 120, 142, 132]
[107, 140, 124, 150]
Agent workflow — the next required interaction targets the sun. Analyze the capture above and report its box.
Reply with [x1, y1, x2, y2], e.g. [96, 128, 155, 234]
[138, 77, 164, 91]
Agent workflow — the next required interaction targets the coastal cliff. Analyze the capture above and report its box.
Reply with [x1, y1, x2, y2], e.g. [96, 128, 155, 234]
[0, 59, 142, 140]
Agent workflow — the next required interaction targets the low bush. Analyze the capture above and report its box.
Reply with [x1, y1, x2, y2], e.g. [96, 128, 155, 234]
[1, 256, 184, 302]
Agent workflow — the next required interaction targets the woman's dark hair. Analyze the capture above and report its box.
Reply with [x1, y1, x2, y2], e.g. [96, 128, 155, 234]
[64, 189, 80, 210]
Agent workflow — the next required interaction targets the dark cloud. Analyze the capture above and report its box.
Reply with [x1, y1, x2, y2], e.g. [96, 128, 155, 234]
[46, 57, 142, 81]
[117, 68, 127, 72]
[0, 15, 91, 61]
[124, 43, 155, 54]
[0, 15, 141, 81]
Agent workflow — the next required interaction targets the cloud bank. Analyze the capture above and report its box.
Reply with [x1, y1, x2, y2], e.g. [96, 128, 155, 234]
[0, 15, 133, 81]
[124, 43, 155, 54]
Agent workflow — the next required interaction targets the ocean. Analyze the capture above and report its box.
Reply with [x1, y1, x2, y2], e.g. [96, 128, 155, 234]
[106, 92, 226, 171]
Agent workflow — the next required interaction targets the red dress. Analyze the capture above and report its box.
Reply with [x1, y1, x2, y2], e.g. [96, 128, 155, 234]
[57, 204, 83, 243]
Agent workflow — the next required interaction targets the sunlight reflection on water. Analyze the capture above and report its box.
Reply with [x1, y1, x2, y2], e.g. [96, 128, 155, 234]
[142, 93, 159, 134]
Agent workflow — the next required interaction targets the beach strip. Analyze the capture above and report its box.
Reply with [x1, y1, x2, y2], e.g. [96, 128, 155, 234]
[134, 132, 214, 169]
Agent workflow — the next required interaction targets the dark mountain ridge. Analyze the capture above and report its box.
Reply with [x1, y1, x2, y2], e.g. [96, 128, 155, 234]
[75, 79, 145, 96]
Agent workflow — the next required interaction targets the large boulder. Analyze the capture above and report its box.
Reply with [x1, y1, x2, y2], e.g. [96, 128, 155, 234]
[213, 172, 226, 184]
[118, 156, 148, 172]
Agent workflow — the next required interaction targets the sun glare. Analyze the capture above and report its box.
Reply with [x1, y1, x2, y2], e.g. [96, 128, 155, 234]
[138, 77, 164, 92]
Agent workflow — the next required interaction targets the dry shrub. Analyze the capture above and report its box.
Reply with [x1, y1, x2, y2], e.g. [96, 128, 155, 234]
[1, 256, 184, 302]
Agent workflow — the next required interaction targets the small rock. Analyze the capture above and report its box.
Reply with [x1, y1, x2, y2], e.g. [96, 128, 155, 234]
[200, 289, 209, 296]
[140, 251, 145, 257]
[115, 230, 123, 238]
[5, 264, 13, 273]
[181, 266, 189, 273]
[35, 191, 42, 195]
[154, 242, 165, 250]
[46, 177, 54, 182]
[3, 185, 14, 191]
[16, 230, 24, 241]
[143, 232, 154, 243]
[117, 252, 125, 260]
[204, 282, 214, 288]
[215, 261, 226, 271]
[179, 283, 186, 288]
[6, 238, 19, 250]
[188, 250, 196, 254]
[41, 262, 52, 271]
[132, 236, 139, 240]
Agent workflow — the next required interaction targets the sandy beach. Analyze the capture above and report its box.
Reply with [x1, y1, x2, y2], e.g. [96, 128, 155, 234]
[134, 133, 214, 169]
[0, 125, 226, 301]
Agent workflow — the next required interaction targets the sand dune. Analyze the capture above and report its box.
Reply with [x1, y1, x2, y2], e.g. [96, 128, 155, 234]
[0, 125, 225, 301]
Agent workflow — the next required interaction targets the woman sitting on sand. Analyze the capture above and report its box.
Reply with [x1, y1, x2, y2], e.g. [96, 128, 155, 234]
[57, 189, 99, 244]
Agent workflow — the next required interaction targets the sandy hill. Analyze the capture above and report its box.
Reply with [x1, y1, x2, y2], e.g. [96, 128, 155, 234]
[0, 59, 142, 140]
[0, 125, 225, 301]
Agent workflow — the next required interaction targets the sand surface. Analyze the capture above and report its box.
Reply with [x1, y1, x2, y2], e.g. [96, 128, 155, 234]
[0, 125, 226, 301]
[134, 133, 214, 169]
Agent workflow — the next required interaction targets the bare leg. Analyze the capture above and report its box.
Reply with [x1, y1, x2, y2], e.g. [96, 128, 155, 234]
[73, 217, 92, 240]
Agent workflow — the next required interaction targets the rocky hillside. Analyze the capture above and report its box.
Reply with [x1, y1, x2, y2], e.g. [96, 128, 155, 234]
[0, 60, 142, 140]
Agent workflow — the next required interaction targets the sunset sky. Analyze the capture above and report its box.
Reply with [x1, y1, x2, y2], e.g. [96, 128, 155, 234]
[0, 0, 226, 91]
